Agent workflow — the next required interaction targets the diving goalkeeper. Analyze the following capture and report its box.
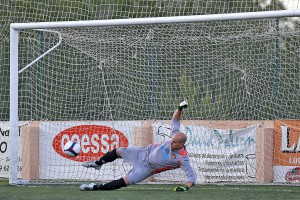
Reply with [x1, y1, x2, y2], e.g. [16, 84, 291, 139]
[80, 99, 196, 192]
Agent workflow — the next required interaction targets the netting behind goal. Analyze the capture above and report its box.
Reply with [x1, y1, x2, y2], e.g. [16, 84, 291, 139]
[12, 16, 300, 184]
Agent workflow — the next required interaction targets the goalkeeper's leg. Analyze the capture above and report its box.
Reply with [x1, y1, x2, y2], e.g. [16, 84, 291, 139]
[82, 149, 121, 169]
[96, 177, 127, 190]
[80, 168, 150, 191]
[97, 148, 121, 165]
[80, 177, 128, 191]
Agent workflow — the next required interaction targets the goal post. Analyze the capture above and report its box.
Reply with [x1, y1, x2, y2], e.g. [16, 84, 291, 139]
[9, 26, 19, 185]
[10, 10, 300, 185]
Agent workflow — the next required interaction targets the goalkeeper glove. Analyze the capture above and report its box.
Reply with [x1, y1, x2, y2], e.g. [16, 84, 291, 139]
[178, 99, 188, 111]
[173, 186, 189, 192]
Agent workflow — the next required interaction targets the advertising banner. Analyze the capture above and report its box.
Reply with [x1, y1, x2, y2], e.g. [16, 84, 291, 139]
[0, 122, 26, 178]
[39, 121, 140, 180]
[2, 120, 260, 183]
[274, 120, 300, 182]
[152, 122, 257, 183]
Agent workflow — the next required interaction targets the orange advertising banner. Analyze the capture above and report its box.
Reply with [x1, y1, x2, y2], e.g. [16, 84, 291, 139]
[274, 120, 300, 166]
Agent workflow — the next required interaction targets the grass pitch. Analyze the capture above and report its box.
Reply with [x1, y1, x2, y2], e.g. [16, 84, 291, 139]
[0, 179, 299, 200]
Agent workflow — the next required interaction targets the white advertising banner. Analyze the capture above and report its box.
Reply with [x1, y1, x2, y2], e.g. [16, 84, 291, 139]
[0, 122, 11, 178]
[2, 120, 257, 183]
[274, 166, 300, 182]
[0, 122, 26, 178]
[152, 122, 257, 183]
[39, 121, 141, 181]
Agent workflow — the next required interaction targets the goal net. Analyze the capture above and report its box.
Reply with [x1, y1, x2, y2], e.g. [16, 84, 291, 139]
[9, 11, 300, 185]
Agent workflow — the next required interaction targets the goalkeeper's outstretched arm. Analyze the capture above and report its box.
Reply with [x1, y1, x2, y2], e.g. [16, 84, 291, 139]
[171, 99, 188, 136]
[173, 99, 188, 120]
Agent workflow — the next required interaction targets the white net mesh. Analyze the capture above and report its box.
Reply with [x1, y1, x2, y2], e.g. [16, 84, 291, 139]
[18, 19, 300, 121]
[15, 18, 300, 184]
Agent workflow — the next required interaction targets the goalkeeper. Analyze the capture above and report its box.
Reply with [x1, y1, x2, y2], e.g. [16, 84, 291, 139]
[80, 99, 196, 192]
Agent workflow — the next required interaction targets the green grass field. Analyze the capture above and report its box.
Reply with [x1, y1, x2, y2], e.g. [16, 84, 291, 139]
[0, 179, 299, 200]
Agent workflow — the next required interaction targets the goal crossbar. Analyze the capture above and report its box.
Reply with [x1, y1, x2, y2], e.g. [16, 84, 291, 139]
[10, 10, 300, 30]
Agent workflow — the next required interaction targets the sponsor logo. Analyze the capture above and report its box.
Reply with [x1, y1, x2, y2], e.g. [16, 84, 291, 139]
[52, 125, 128, 162]
[274, 120, 300, 166]
[281, 126, 300, 152]
[285, 167, 300, 181]
[172, 153, 176, 159]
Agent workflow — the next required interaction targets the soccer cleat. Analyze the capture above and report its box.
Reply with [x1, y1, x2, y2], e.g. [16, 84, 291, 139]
[82, 160, 102, 170]
[79, 183, 97, 191]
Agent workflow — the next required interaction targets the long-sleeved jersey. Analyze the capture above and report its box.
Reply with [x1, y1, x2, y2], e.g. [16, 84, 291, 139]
[146, 118, 197, 184]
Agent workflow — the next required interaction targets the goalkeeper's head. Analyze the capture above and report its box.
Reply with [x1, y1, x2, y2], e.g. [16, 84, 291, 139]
[171, 132, 187, 150]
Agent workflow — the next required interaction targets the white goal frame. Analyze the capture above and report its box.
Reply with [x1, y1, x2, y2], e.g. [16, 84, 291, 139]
[9, 9, 300, 185]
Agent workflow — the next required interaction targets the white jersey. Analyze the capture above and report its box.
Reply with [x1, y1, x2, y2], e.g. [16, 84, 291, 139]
[146, 118, 196, 183]
[119, 118, 197, 185]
